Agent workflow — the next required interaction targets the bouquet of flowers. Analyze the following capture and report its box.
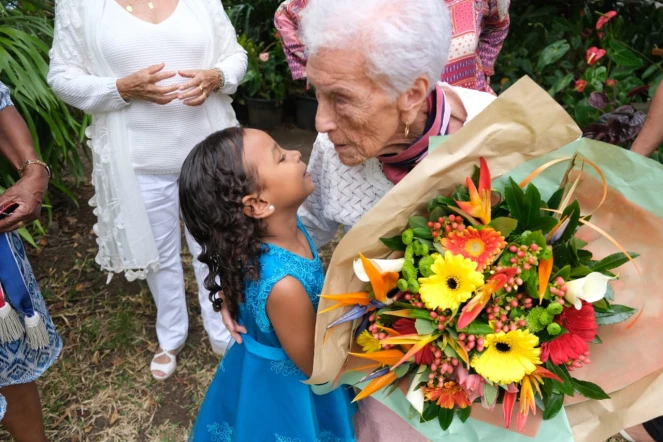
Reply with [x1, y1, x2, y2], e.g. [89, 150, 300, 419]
[321, 157, 637, 433]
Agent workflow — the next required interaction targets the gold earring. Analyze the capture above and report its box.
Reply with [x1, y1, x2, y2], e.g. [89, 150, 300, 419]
[404, 122, 410, 138]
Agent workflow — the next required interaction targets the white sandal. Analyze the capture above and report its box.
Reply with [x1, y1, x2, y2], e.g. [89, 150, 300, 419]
[150, 348, 180, 381]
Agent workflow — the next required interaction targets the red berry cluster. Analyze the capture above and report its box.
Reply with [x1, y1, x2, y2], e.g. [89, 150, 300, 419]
[426, 343, 460, 386]
[427, 214, 466, 239]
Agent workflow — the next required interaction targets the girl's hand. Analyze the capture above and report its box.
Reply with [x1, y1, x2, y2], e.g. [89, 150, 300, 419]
[0, 166, 48, 233]
[177, 69, 221, 106]
[116, 63, 179, 104]
[220, 292, 247, 343]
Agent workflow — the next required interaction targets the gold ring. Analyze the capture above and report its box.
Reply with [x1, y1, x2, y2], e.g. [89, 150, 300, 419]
[199, 85, 204, 94]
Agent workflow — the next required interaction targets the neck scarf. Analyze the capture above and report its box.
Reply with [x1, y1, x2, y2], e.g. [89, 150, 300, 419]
[378, 84, 451, 184]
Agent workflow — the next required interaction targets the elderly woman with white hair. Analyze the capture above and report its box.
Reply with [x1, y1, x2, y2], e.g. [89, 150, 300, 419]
[219, 0, 496, 439]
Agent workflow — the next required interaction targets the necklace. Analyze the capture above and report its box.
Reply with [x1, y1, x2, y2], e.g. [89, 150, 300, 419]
[125, 0, 155, 12]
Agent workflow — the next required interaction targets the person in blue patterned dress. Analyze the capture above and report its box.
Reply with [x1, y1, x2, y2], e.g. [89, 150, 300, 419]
[179, 127, 356, 442]
[0, 81, 62, 441]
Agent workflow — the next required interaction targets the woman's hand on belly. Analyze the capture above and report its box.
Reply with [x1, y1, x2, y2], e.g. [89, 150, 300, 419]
[177, 69, 222, 106]
[116, 62, 179, 104]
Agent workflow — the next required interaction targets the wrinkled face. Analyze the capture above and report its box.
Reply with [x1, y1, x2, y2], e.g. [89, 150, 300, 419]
[307, 49, 402, 166]
[242, 129, 314, 210]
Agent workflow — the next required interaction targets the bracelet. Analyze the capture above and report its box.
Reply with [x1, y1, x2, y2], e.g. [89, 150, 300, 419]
[18, 159, 51, 178]
[212, 68, 225, 93]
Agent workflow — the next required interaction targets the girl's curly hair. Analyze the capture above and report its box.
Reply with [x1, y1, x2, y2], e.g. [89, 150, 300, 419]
[179, 127, 265, 320]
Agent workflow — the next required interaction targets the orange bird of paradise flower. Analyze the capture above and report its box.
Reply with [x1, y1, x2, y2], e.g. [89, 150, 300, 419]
[457, 267, 518, 330]
[455, 157, 492, 225]
[517, 366, 563, 431]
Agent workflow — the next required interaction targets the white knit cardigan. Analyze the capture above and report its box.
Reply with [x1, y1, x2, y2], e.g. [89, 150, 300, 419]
[48, 0, 247, 281]
[299, 84, 497, 248]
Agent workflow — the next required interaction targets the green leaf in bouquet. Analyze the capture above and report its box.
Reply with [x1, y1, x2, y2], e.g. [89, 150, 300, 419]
[415, 318, 436, 335]
[394, 363, 412, 379]
[504, 178, 526, 227]
[456, 406, 472, 423]
[528, 216, 559, 235]
[571, 378, 610, 400]
[604, 284, 614, 301]
[488, 217, 518, 238]
[573, 238, 589, 249]
[429, 206, 449, 222]
[434, 242, 445, 255]
[592, 298, 613, 313]
[438, 407, 455, 431]
[569, 265, 592, 278]
[451, 184, 470, 202]
[459, 322, 493, 336]
[542, 392, 565, 420]
[521, 230, 547, 250]
[546, 361, 574, 396]
[408, 405, 420, 420]
[416, 238, 434, 249]
[590, 335, 603, 344]
[421, 402, 439, 422]
[553, 265, 571, 282]
[537, 326, 568, 343]
[548, 188, 565, 211]
[589, 252, 640, 274]
[576, 249, 593, 263]
[559, 201, 581, 243]
[443, 344, 460, 360]
[594, 304, 637, 325]
[412, 227, 433, 241]
[482, 382, 498, 407]
[409, 216, 430, 230]
[380, 235, 407, 252]
[522, 184, 544, 228]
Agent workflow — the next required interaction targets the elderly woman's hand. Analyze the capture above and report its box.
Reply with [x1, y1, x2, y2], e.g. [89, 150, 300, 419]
[116, 63, 179, 104]
[0, 166, 48, 233]
[177, 69, 222, 106]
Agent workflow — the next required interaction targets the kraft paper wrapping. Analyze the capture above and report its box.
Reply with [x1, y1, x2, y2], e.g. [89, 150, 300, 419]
[309, 77, 582, 385]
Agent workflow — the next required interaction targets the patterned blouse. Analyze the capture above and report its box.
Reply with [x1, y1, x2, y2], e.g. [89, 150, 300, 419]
[274, 0, 510, 93]
[0, 81, 12, 111]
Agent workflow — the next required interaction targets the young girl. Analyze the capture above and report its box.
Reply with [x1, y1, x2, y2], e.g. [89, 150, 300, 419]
[180, 127, 356, 441]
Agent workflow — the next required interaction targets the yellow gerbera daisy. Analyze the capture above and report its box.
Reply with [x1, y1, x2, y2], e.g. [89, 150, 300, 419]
[471, 329, 542, 385]
[418, 251, 484, 311]
[356, 330, 382, 353]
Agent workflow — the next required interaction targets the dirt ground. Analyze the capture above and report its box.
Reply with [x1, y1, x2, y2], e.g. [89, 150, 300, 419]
[0, 124, 626, 441]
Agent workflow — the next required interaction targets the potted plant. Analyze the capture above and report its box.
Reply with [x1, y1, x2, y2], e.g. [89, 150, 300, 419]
[239, 35, 289, 131]
[290, 82, 318, 132]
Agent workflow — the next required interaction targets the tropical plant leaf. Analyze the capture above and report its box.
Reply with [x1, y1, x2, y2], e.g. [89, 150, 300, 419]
[537, 40, 570, 70]
[571, 378, 610, 400]
[456, 406, 472, 423]
[380, 235, 407, 252]
[594, 304, 637, 325]
[542, 393, 565, 420]
[589, 252, 640, 273]
[438, 407, 455, 431]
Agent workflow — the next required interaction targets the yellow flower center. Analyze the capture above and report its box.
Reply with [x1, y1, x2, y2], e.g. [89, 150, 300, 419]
[464, 238, 486, 257]
[495, 342, 511, 353]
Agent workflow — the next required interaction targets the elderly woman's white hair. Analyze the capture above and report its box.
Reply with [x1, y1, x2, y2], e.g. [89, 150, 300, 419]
[300, 0, 451, 97]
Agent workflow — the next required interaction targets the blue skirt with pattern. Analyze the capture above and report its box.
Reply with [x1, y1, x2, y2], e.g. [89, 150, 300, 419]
[190, 333, 356, 442]
[0, 232, 62, 419]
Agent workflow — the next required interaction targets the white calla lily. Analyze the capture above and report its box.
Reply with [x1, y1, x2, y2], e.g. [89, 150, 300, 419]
[353, 258, 405, 282]
[564, 272, 615, 310]
[405, 366, 427, 414]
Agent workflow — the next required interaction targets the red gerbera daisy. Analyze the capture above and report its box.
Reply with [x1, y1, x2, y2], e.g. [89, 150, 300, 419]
[393, 318, 434, 365]
[442, 227, 506, 271]
[541, 301, 598, 365]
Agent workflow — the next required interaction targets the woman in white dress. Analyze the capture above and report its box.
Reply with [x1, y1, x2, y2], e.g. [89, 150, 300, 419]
[48, 0, 247, 380]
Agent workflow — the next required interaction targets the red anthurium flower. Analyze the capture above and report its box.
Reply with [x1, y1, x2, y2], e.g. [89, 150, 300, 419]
[392, 318, 434, 365]
[606, 79, 617, 87]
[596, 11, 617, 30]
[586, 47, 607, 66]
[575, 80, 587, 93]
[540, 301, 598, 365]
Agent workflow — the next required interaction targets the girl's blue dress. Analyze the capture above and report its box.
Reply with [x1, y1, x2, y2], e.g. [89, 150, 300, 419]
[190, 221, 356, 442]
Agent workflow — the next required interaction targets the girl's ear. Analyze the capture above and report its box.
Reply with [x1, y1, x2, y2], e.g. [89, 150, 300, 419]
[242, 193, 274, 219]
